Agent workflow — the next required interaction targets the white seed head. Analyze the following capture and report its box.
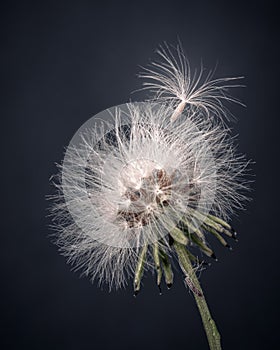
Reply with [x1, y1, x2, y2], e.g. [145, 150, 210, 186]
[50, 45, 249, 290]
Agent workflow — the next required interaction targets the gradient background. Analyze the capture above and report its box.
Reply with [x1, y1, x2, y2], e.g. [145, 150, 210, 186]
[1, 1, 278, 349]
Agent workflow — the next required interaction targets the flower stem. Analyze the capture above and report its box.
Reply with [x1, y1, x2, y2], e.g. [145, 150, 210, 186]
[173, 241, 222, 350]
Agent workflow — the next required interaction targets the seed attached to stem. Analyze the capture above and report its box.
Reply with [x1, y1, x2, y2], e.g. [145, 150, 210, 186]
[202, 224, 231, 250]
[134, 244, 148, 296]
[169, 226, 188, 245]
[159, 249, 174, 288]
[153, 242, 163, 294]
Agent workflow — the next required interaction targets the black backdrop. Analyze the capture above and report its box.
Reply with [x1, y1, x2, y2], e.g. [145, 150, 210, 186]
[1, 1, 278, 349]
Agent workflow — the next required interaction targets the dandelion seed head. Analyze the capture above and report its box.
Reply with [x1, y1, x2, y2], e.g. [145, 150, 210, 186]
[49, 44, 250, 290]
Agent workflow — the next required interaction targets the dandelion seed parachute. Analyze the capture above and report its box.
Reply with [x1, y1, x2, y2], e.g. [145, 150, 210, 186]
[50, 44, 249, 292]
[139, 43, 245, 123]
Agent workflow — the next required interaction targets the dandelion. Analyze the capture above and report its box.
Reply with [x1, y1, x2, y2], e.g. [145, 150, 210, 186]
[50, 43, 249, 350]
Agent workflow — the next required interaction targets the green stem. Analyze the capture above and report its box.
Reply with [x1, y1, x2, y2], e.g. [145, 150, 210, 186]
[173, 241, 222, 350]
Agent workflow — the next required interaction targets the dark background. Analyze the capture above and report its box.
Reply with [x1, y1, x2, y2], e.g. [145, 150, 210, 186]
[1, 1, 278, 349]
